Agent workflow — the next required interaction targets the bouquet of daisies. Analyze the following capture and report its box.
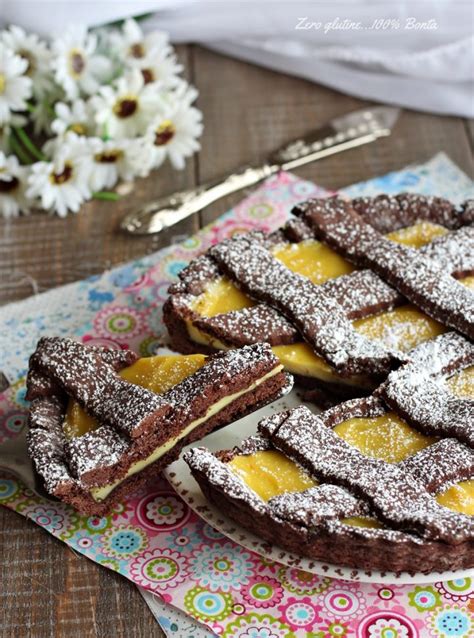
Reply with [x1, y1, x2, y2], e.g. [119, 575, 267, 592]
[0, 19, 203, 218]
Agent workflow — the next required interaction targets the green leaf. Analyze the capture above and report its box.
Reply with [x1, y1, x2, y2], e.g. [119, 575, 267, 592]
[92, 191, 120, 201]
[13, 127, 47, 162]
[9, 133, 33, 165]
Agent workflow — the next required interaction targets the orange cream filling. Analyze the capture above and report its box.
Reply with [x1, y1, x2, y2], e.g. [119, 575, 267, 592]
[63, 354, 207, 439]
[229, 450, 317, 501]
[187, 222, 473, 386]
[228, 366, 474, 521]
[64, 353, 284, 502]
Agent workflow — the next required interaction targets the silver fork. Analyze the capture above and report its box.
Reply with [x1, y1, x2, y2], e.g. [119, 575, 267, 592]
[0, 428, 55, 500]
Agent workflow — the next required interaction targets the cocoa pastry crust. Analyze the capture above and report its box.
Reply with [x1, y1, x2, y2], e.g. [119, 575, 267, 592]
[164, 193, 474, 403]
[185, 333, 474, 574]
[26, 338, 292, 515]
[351, 193, 462, 232]
[380, 332, 474, 446]
[296, 197, 474, 340]
[209, 234, 405, 377]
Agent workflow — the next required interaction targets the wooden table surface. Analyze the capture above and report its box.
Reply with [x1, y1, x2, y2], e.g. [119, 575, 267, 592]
[1, 45, 473, 637]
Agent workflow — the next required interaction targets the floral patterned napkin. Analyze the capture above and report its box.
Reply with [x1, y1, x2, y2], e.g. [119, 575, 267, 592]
[1, 153, 473, 638]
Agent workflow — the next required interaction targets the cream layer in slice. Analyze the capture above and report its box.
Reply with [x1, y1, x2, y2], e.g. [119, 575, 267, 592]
[62, 354, 284, 501]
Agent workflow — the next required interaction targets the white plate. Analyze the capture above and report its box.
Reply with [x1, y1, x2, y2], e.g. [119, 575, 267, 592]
[164, 388, 474, 584]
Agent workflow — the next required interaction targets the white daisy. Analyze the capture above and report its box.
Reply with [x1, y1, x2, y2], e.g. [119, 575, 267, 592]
[0, 152, 31, 217]
[26, 137, 92, 216]
[0, 43, 32, 125]
[72, 135, 149, 191]
[110, 18, 170, 64]
[51, 99, 92, 137]
[128, 47, 183, 88]
[91, 70, 166, 139]
[2, 25, 53, 98]
[52, 25, 112, 100]
[143, 87, 203, 170]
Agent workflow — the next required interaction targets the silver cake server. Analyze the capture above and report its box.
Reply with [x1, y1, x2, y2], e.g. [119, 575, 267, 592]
[121, 106, 400, 235]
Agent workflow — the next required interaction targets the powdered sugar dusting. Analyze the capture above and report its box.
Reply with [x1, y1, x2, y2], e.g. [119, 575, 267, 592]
[400, 438, 474, 492]
[259, 405, 474, 542]
[351, 193, 460, 232]
[297, 197, 474, 339]
[32, 337, 171, 439]
[27, 338, 285, 501]
[382, 332, 474, 446]
[210, 234, 405, 376]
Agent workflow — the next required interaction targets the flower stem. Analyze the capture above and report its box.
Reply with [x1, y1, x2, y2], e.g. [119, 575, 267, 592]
[92, 191, 120, 201]
[13, 127, 48, 162]
[101, 122, 111, 142]
[9, 133, 33, 165]
[43, 101, 56, 117]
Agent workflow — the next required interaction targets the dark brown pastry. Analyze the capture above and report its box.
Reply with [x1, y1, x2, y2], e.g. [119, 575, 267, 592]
[164, 193, 474, 404]
[295, 197, 474, 339]
[185, 332, 474, 574]
[26, 337, 292, 515]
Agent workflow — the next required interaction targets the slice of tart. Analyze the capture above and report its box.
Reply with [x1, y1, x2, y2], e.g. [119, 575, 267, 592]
[185, 332, 474, 574]
[26, 337, 291, 515]
[164, 193, 474, 404]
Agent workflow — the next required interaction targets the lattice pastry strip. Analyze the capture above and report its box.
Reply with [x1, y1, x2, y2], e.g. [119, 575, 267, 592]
[259, 405, 472, 542]
[165, 195, 474, 386]
[351, 193, 474, 231]
[185, 332, 474, 572]
[296, 197, 474, 339]
[26, 337, 290, 515]
[380, 332, 474, 446]
[209, 234, 405, 377]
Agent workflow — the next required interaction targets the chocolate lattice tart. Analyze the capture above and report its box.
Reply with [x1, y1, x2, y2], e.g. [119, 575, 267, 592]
[185, 332, 474, 574]
[164, 193, 474, 404]
[26, 337, 291, 515]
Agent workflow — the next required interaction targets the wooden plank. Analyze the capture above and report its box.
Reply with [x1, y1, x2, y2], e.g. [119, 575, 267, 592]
[193, 47, 474, 226]
[465, 120, 474, 159]
[0, 46, 198, 306]
[1, 45, 473, 638]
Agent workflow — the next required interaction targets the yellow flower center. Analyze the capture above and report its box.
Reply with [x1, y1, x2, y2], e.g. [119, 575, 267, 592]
[154, 120, 176, 146]
[0, 176, 19, 193]
[113, 96, 138, 118]
[0, 74, 5, 94]
[94, 150, 123, 163]
[50, 162, 73, 185]
[18, 49, 36, 76]
[129, 42, 145, 59]
[141, 68, 155, 84]
[68, 123, 86, 135]
[68, 48, 86, 78]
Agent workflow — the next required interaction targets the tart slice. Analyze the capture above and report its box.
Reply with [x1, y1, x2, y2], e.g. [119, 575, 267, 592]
[26, 337, 291, 515]
[185, 332, 474, 574]
[164, 193, 474, 404]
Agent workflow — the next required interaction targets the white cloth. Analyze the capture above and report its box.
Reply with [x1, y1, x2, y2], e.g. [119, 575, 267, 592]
[2, 1, 474, 116]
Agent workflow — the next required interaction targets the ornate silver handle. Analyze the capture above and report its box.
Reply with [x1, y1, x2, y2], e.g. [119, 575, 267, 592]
[121, 164, 279, 235]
